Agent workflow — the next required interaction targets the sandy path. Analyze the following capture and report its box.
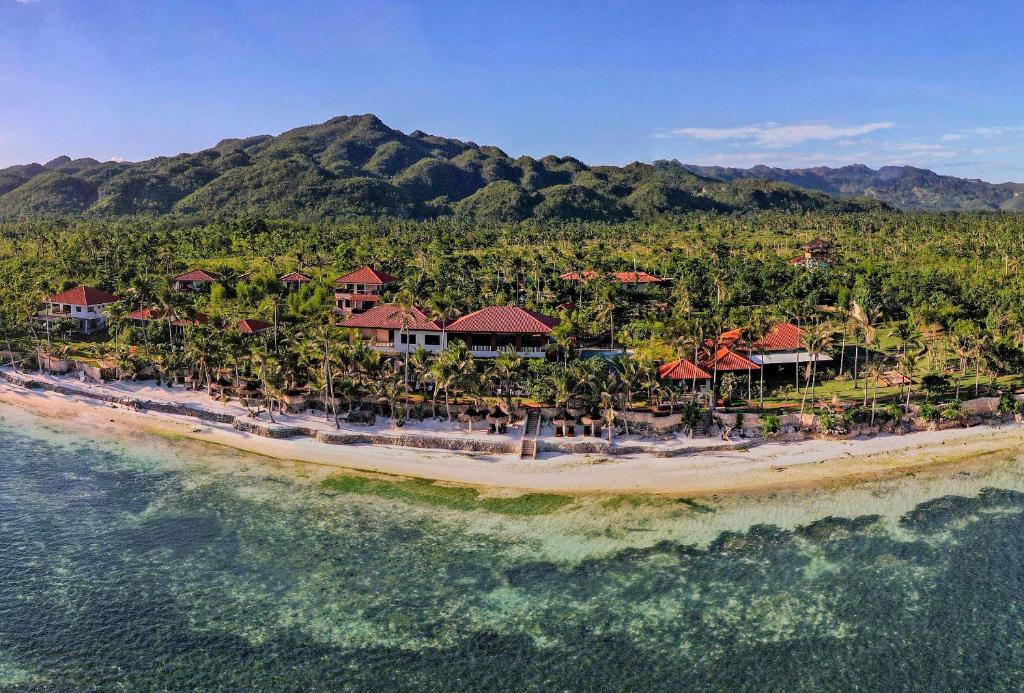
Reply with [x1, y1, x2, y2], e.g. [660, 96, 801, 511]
[2, 381, 1023, 496]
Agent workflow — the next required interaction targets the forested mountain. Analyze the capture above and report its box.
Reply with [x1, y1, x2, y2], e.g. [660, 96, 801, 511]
[0, 114, 881, 222]
[669, 162, 1024, 212]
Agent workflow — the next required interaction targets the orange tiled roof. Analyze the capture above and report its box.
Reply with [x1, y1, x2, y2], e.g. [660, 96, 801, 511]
[237, 318, 273, 334]
[47, 286, 120, 306]
[333, 265, 397, 285]
[658, 358, 711, 381]
[753, 323, 804, 351]
[279, 271, 311, 283]
[446, 306, 558, 334]
[339, 304, 442, 331]
[172, 269, 218, 282]
[703, 346, 760, 372]
[559, 270, 663, 283]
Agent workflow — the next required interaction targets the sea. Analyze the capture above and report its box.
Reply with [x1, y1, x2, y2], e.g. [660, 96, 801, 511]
[2, 404, 1024, 691]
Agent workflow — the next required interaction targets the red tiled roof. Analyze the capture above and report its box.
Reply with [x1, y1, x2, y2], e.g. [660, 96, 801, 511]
[280, 271, 311, 283]
[339, 304, 442, 331]
[753, 323, 804, 351]
[559, 270, 663, 283]
[802, 238, 831, 250]
[333, 265, 397, 285]
[658, 358, 711, 381]
[446, 306, 559, 334]
[703, 346, 760, 372]
[47, 286, 120, 306]
[172, 269, 218, 283]
[237, 318, 273, 334]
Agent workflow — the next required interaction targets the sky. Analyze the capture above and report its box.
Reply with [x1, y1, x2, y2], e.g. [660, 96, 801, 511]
[2, 0, 1024, 181]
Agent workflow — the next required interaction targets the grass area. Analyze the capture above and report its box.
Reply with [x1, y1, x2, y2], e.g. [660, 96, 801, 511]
[321, 474, 572, 516]
[737, 370, 1023, 412]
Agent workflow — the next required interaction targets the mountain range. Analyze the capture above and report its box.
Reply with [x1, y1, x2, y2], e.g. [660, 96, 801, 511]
[668, 162, 1024, 212]
[0, 114, 880, 222]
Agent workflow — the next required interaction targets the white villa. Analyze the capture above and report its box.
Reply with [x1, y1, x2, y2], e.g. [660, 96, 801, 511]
[38, 286, 121, 335]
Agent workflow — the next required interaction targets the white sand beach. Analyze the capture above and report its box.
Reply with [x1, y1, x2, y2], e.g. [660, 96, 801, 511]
[2, 375, 1023, 496]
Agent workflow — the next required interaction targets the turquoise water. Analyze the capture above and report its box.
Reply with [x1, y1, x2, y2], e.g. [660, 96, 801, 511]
[4, 408, 1024, 690]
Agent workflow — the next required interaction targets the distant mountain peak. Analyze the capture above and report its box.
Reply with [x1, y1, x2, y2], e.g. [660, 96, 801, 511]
[667, 162, 1024, 211]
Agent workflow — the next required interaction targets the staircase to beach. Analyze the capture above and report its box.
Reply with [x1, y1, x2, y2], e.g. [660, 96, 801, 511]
[520, 409, 541, 460]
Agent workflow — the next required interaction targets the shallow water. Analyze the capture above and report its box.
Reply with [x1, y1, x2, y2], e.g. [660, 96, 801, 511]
[4, 407, 1024, 690]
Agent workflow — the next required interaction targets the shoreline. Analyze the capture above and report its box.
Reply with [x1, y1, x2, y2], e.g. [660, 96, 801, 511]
[2, 376, 1024, 496]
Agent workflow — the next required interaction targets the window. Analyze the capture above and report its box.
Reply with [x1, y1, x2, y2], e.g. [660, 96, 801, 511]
[424, 334, 441, 346]
[400, 333, 417, 345]
[75, 306, 82, 313]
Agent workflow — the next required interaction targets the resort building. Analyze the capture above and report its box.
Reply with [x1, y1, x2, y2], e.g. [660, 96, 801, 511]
[789, 238, 832, 269]
[236, 318, 274, 335]
[744, 322, 833, 369]
[128, 308, 208, 337]
[657, 357, 711, 390]
[339, 304, 445, 353]
[446, 306, 558, 358]
[559, 270, 665, 285]
[172, 269, 219, 292]
[280, 272, 311, 292]
[333, 266, 397, 316]
[38, 286, 120, 335]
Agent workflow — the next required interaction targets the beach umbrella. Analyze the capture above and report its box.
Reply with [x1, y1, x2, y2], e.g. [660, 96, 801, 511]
[485, 406, 510, 425]
[458, 406, 486, 432]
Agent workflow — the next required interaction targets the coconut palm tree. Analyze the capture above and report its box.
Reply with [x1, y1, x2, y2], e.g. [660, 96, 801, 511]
[799, 321, 836, 415]
[393, 288, 417, 385]
[862, 360, 885, 426]
[899, 352, 919, 408]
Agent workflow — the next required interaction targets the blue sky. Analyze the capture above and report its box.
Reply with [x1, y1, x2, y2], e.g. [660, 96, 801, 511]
[2, 0, 1023, 180]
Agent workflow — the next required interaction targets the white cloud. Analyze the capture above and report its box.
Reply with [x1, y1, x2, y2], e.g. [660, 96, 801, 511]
[660, 121, 895, 147]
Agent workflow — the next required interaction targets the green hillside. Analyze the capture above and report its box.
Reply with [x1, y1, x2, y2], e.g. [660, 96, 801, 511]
[0, 114, 882, 222]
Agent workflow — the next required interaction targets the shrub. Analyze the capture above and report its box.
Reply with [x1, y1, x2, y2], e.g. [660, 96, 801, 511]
[940, 402, 967, 422]
[998, 393, 1016, 415]
[818, 411, 846, 435]
[679, 401, 706, 429]
[760, 414, 780, 436]
[882, 403, 904, 421]
[917, 402, 940, 422]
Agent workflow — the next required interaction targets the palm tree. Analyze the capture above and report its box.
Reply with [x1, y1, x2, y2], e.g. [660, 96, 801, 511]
[799, 321, 835, 415]
[862, 360, 885, 426]
[491, 347, 524, 413]
[593, 281, 617, 349]
[612, 355, 642, 434]
[947, 331, 974, 400]
[744, 309, 775, 408]
[393, 288, 417, 385]
[899, 352, 919, 408]
[251, 346, 283, 423]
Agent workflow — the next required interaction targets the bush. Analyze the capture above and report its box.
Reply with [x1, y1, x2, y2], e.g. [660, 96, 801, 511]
[680, 401, 706, 429]
[760, 414, 780, 436]
[940, 402, 967, 422]
[917, 402, 940, 422]
[882, 403, 904, 421]
[998, 393, 1016, 415]
[818, 411, 846, 435]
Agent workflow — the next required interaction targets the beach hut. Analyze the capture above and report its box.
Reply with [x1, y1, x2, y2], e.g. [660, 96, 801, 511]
[580, 410, 604, 437]
[552, 410, 575, 437]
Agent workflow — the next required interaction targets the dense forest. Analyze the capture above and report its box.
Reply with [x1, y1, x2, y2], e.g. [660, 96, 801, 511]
[0, 115, 881, 222]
